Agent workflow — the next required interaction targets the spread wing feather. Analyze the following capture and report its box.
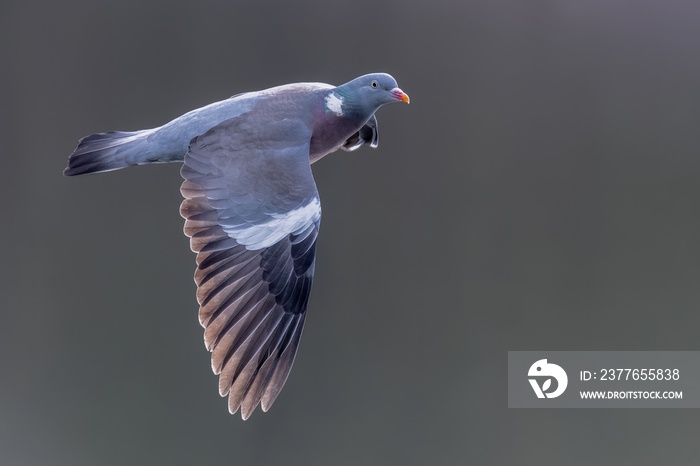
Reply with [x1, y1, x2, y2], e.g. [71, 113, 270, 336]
[180, 116, 320, 419]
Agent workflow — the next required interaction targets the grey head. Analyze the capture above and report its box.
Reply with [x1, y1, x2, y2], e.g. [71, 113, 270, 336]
[314, 72, 409, 159]
[335, 73, 410, 116]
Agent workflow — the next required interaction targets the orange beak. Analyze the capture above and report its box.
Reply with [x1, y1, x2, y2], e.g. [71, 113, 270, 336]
[391, 88, 410, 104]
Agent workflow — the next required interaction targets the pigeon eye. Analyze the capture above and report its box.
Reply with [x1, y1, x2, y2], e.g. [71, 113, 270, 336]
[371, 80, 378, 88]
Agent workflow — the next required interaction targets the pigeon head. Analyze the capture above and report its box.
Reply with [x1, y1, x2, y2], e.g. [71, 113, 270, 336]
[336, 73, 409, 115]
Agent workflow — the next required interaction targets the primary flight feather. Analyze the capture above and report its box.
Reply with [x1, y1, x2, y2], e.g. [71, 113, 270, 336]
[64, 73, 409, 419]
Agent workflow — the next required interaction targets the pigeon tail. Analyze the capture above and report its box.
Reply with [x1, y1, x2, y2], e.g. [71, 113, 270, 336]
[64, 129, 156, 176]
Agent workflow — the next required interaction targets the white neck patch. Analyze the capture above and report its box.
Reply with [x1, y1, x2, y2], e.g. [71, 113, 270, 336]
[324, 92, 344, 116]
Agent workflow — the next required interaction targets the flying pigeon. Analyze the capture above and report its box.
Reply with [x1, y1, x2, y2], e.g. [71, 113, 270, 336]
[64, 73, 409, 419]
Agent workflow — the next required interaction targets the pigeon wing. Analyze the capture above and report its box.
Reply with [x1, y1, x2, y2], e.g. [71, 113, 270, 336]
[341, 114, 379, 151]
[180, 116, 320, 419]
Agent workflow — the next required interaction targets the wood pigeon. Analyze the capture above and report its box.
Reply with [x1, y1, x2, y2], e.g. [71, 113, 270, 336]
[64, 73, 409, 419]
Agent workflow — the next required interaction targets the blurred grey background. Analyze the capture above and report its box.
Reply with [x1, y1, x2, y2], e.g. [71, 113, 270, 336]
[2, 0, 700, 464]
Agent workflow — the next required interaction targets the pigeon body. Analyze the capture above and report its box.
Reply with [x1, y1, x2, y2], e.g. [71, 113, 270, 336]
[64, 73, 409, 419]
